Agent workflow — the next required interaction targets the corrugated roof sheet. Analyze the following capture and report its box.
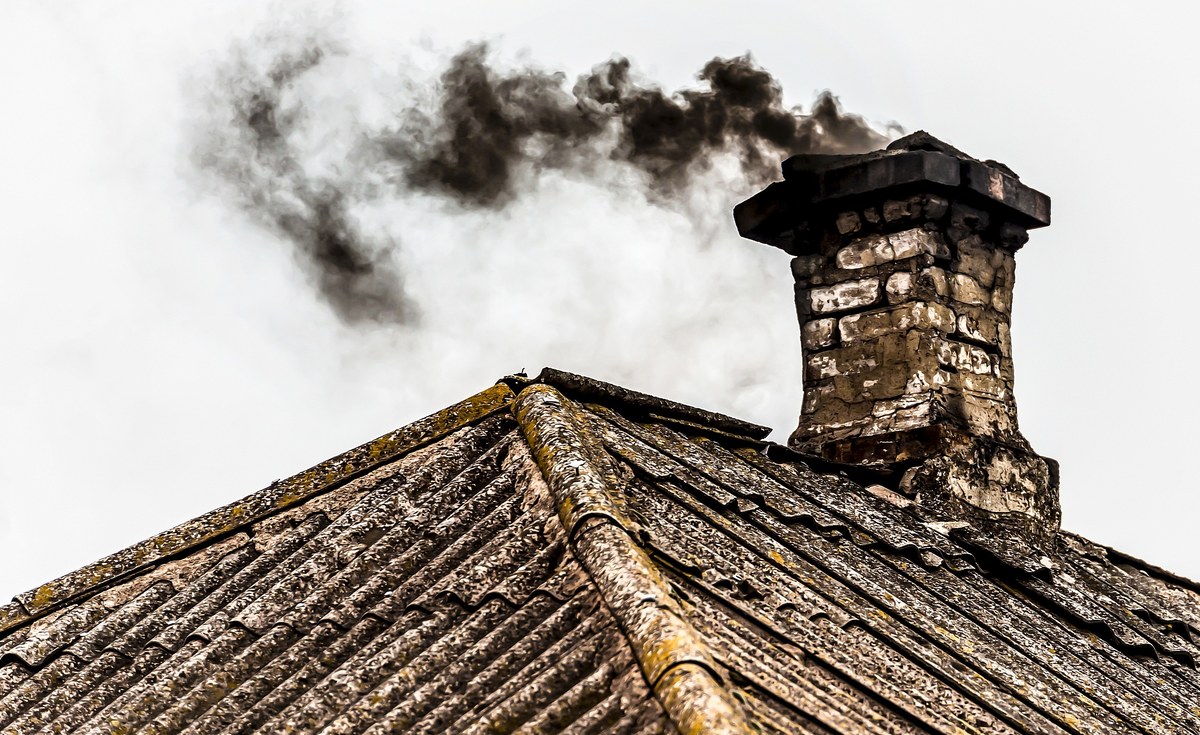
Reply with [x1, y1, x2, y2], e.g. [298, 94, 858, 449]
[0, 370, 1196, 734]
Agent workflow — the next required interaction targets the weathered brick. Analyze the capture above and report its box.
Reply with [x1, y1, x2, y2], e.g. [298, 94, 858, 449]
[835, 229, 947, 270]
[805, 347, 879, 381]
[835, 211, 861, 235]
[923, 195, 950, 220]
[839, 302, 956, 343]
[801, 397, 874, 432]
[791, 255, 826, 279]
[873, 396, 938, 433]
[946, 202, 991, 243]
[992, 284, 1013, 314]
[953, 236, 998, 287]
[954, 305, 1003, 346]
[802, 381, 835, 414]
[871, 393, 932, 418]
[960, 371, 1011, 400]
[886, 272, 914, 303]
[950, 273, 990, 306]
[835, 235, 888, 269]
[883, 199, 912, 222]
[836, 367, 908, 401]
[809, 278, 881, 314]
[925, 267, 949, 297]
[994, 251, 1016, 289]
[934, 338, 997, 375]
[959, 392, 1018, 438]
[802, 318, 838, 351]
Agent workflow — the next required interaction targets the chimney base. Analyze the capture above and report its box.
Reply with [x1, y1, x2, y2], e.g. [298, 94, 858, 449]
[810, 424, 1060, 547]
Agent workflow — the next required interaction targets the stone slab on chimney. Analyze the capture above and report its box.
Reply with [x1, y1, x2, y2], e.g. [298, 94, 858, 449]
[735, 131, 1059, 545]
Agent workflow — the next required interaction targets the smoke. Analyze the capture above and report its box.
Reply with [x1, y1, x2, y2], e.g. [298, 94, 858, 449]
[385, 46, 889, 209]
[195, 42, 414, 324]
[195, 37, 896, 324]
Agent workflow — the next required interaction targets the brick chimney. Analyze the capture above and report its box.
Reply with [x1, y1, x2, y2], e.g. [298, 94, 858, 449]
[735, 132, 1059, 544]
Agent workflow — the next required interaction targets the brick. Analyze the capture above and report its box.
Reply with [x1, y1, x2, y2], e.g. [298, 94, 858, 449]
[803, 397, 873, 430]
[835, 235, 889, 269]
[994, 251, 1016, 288]
[954, 305, 1003, 346]
[802, 318, 838, 350]
[923, 195, 950, 220]
[840, 302, 956, 343]
[959, 393, 1018, 438]
[925, 267, 949, 297]
[883, 199, 912, 222]
[946, 202, 991, 243]
[886, 272, 914, 303]
[871, 393, 933, 417]
[836, 368, 908, 401]
[835, 211, 861, 235]
[835, 229, 947, 270]
[791, 255, 825, 278]
[992, 284, 1013, 314]
[802, 381, 836, 414]
[805, 347, 879, 381]
[961, 372, 1011, 400]
[934, 339, 997, 375]
[809, 278, 881, 314]
[950, 273, 990, 306]
[953, 236, 997, 287]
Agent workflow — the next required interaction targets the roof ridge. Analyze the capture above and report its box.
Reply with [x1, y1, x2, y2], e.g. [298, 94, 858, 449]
[512, 382, 757, 735]
[0, 383, 515, 638]
[512, 367, 772, 441]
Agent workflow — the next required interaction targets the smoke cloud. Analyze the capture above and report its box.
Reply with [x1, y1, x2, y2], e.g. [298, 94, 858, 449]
[195, 43, 414, 324]
[195, 38, 896, 324]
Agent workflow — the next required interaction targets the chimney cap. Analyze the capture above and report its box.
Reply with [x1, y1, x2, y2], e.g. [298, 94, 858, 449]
[735, 131, 1050, 249]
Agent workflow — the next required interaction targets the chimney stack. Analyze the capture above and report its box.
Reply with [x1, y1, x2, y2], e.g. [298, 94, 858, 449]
[735, 132, 1059, 544]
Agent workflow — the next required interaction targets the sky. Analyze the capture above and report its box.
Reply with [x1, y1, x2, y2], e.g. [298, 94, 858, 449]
[1, 0, 1197, 600]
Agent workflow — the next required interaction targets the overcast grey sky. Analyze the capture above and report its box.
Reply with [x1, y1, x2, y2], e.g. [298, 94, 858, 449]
[1, 0, 1197, 600]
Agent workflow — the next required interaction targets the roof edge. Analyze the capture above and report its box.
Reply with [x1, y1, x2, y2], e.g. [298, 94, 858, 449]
[1071, 531, 1200, 596]
[0, 383, 515, 636]
[513, 383, 756, 735]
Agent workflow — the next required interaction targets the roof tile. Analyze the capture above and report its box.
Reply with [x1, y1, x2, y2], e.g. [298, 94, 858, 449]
[0, 369, 1196, 734]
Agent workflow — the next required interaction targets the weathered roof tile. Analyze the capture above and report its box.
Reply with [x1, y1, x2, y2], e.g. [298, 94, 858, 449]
[0, 370, 1196, 733]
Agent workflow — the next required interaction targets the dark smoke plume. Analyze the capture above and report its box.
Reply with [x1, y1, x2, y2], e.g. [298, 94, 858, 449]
[198, 40, 896, 323]
[196, 44, 414, 325]
[385, 45, 891, 207]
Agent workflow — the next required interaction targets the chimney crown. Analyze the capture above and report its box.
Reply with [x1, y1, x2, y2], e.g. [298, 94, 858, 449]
[736, 132, 1059, 546]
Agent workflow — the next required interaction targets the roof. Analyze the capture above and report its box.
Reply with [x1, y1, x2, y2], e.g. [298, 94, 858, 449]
[0, 369, 1198, 734]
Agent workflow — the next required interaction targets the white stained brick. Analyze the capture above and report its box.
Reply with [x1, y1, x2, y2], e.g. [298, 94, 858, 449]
[802, 318, 838, 350]
[839, 302, 956, 343]
[886, 272, 914, 303]
[835, 228, 948, 270]
[809, 278, 881, 314]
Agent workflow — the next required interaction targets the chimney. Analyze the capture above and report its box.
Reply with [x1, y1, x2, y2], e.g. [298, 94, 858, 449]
[735, 132, 1060, 544]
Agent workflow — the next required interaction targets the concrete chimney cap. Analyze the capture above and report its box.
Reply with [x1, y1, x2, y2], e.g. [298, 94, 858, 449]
[735, 132, 1051, 250]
